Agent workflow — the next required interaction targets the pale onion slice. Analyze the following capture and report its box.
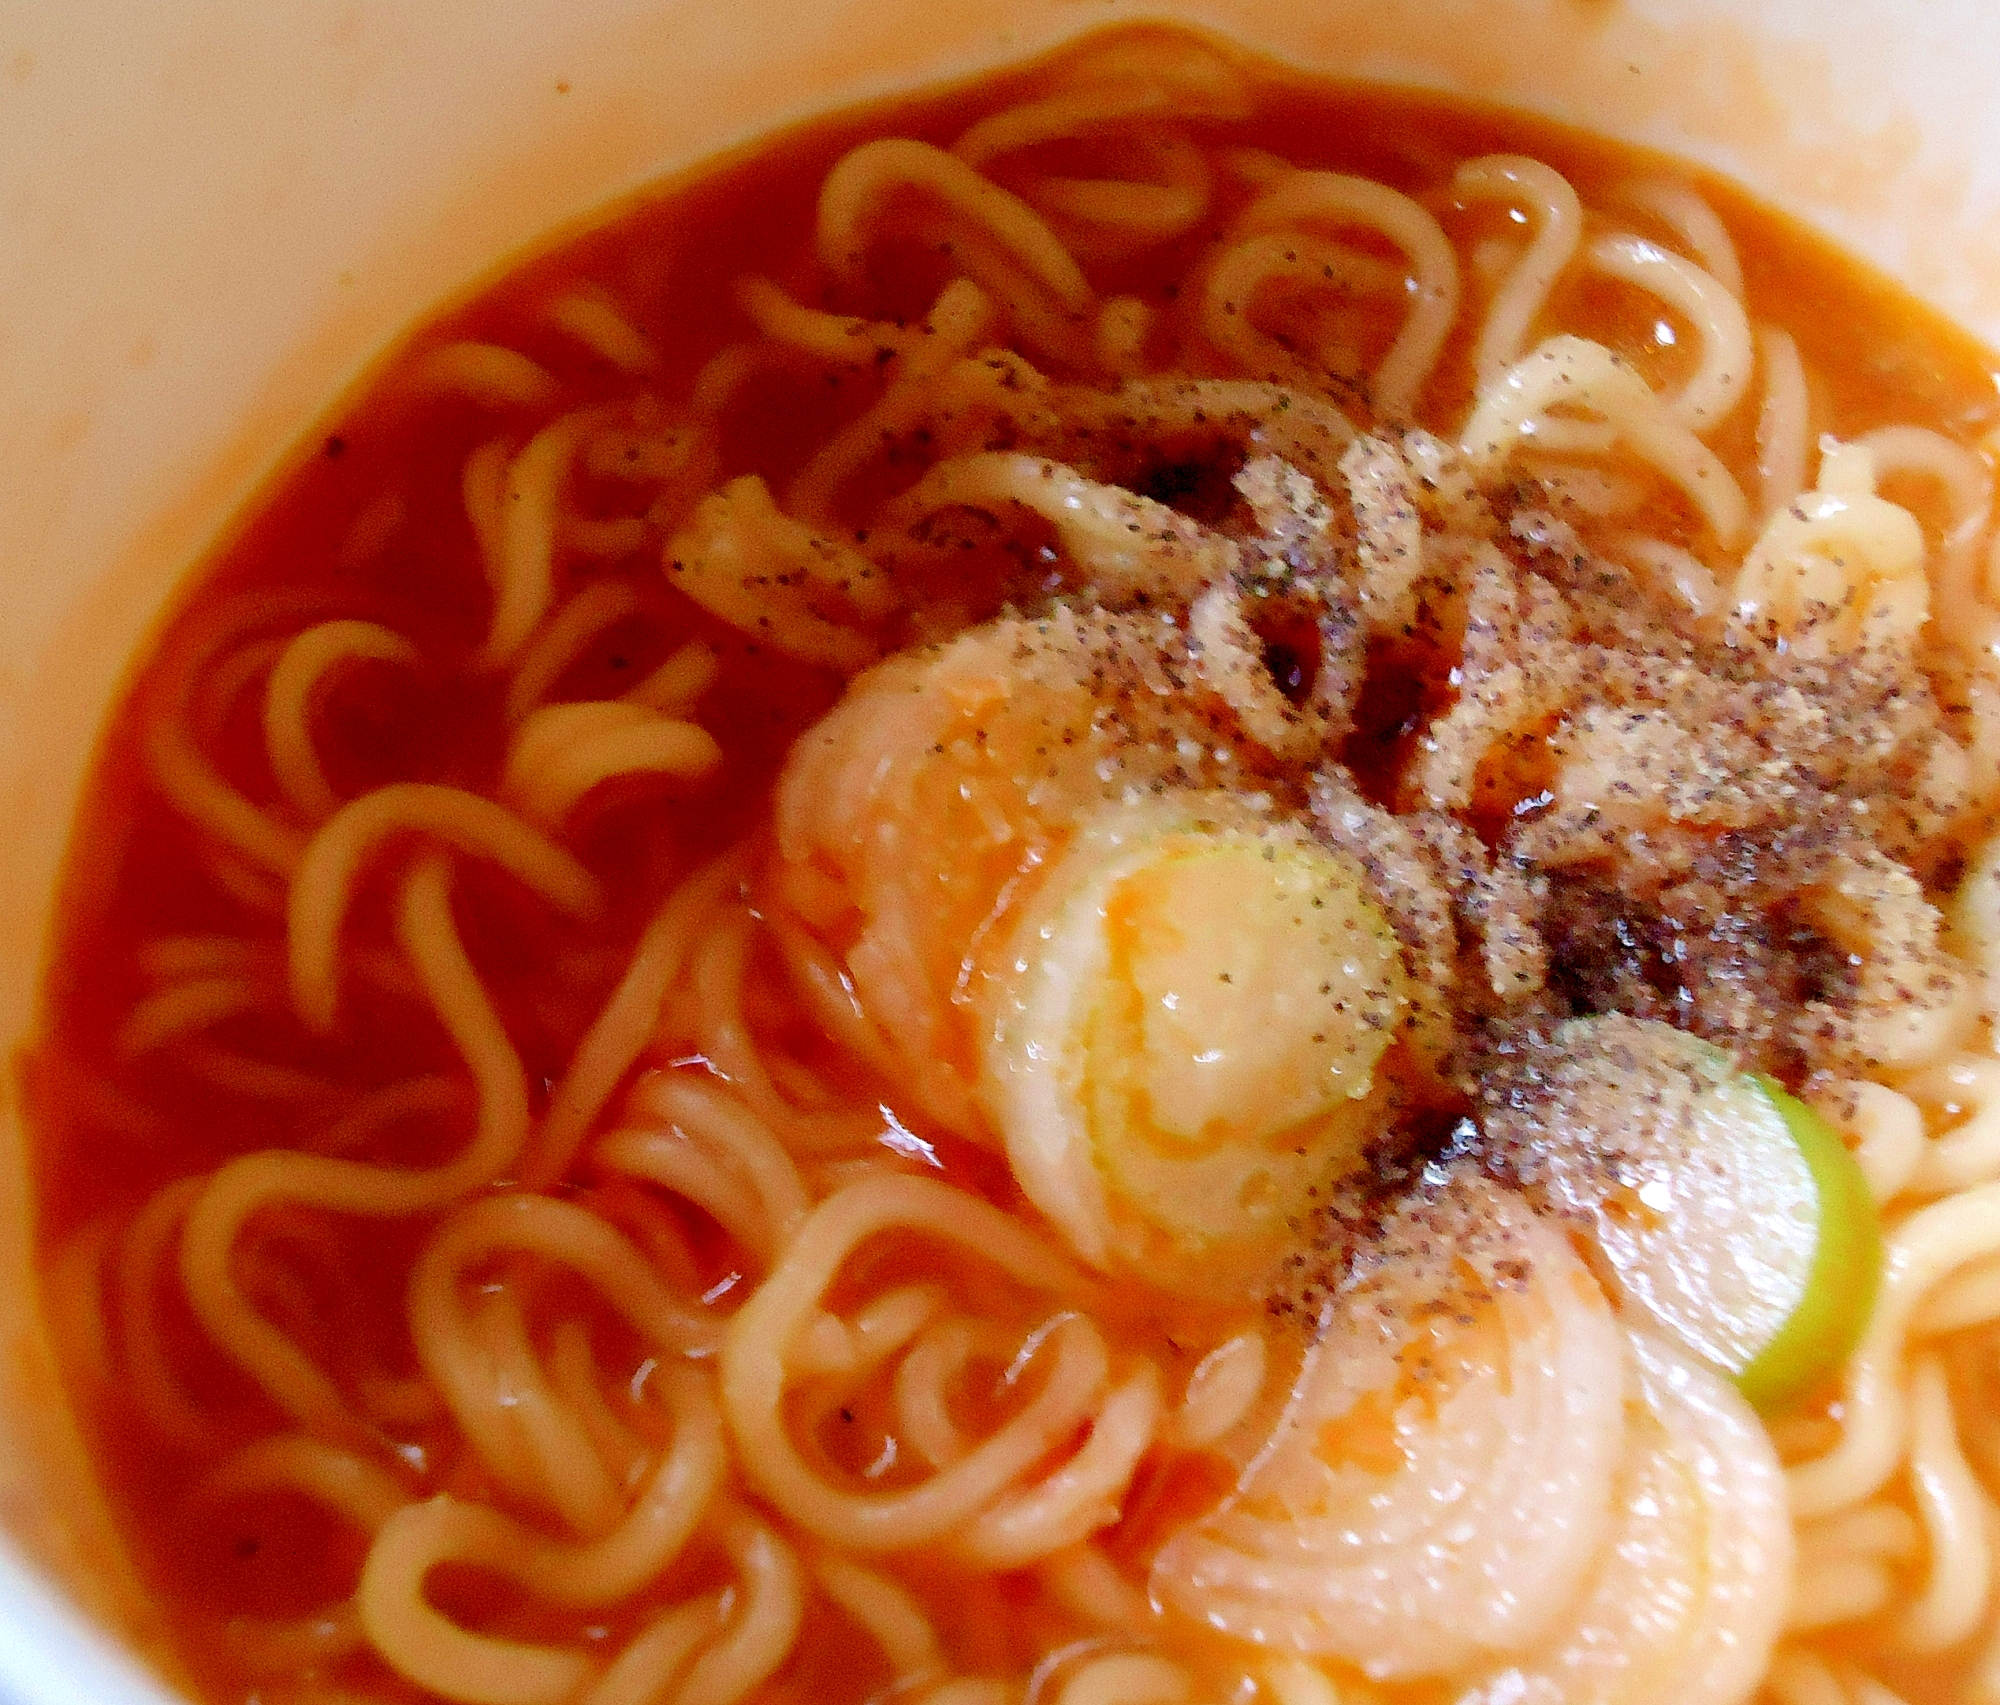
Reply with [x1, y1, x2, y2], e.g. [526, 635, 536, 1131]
[1150, 1171, 1626, 1680]
[980, 794, 1406, 1289]
[1484, 1014, 1879, 1411]
[1454, 1331, 1793, 1705]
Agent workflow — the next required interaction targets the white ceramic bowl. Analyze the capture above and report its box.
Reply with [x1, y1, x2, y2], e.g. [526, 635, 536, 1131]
[3, 2, 1997, 1699]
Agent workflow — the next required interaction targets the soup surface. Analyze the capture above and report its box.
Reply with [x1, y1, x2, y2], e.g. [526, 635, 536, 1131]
[29, 25, 2000, 1705]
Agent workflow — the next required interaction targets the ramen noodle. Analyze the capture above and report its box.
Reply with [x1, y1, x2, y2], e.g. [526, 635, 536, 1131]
[28, 24, 2000, 1705]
